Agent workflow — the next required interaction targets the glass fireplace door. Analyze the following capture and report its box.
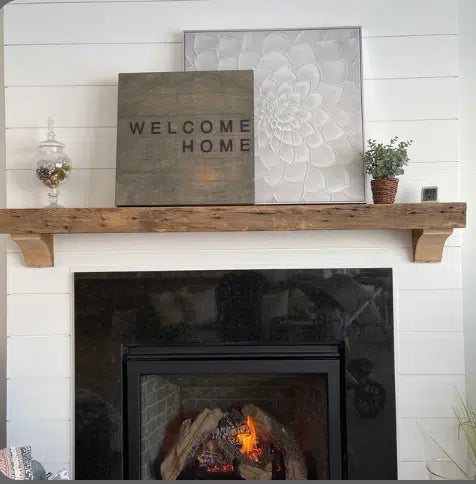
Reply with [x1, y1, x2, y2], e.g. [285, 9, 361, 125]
[123, 345, 345, 480]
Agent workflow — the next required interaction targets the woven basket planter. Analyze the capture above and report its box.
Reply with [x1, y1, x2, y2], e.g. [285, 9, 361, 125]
[371, 178, 399, 204]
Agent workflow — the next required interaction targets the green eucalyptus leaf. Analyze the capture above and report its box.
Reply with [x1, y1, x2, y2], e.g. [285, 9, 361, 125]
[363, 137, 413, 179]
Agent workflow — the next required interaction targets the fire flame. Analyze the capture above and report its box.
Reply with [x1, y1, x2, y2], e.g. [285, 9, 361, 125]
[207, 465, 234, 473]
[202, 416, 266, 474]
[237, 416, 258, 456]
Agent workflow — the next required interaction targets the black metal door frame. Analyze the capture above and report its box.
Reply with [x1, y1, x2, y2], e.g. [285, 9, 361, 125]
[122, 344, 346, 480]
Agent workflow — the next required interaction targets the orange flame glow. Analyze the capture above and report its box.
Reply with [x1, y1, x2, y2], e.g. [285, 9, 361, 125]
[207, 465, 235, 473]
[237, 416, 258, 456]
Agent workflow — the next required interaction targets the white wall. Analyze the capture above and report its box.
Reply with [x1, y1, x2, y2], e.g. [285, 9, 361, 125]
[459, 0, 476, 404]
[0, 9, 6, 449]
[2, 0, 465, 479]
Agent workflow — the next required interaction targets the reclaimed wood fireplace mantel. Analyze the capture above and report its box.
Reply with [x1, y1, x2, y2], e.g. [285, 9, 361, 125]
[0, 203, 466, 267]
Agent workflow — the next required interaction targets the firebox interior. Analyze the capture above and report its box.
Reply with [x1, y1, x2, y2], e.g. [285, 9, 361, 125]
[139, 373, 329, 479]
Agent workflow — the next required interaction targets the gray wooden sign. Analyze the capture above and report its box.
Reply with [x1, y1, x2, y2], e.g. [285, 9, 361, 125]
[115, 71, 255, 206]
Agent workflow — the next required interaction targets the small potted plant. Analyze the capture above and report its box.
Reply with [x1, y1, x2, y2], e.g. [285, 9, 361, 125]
[363, 137, 413, 204]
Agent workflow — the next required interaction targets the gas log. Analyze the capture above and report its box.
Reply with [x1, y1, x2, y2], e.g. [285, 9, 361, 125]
[242, 404, 308, 480]
[160, 406, 307, 480]
[160, 408, 224, 480]
[239, 462, 273, 480]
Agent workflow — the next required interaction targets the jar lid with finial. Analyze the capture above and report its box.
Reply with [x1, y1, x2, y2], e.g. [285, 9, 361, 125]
[39, 117, 66, 152]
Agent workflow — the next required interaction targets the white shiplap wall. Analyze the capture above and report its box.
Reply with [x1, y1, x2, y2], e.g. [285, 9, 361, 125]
[460, 0, 476, 406]
[2, 0, 465, 479]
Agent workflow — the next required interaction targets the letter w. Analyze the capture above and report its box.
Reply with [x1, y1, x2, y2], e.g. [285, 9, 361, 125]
[129, 121, 145, 134]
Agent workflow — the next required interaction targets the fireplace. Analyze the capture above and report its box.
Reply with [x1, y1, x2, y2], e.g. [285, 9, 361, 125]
[74, 269, 396, 480]
[123, 345, 344, 479]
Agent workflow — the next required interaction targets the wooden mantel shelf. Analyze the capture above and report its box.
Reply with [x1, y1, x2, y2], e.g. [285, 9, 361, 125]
[0, 203, 466, 268]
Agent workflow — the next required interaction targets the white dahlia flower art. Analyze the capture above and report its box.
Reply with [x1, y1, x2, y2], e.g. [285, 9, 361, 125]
[185, 28, 365, 203]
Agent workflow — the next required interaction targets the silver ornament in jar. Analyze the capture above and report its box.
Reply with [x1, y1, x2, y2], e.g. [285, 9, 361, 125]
[35, 117, 72, 207]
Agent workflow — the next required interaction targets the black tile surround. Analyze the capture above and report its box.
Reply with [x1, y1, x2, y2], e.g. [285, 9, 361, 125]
[74, 268, 396, 480]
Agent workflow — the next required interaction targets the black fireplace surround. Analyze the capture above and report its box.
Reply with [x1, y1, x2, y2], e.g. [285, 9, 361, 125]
[74, 269, 397, 480]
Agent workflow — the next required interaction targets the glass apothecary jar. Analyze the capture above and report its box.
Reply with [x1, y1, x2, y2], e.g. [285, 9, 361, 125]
[34, 118, 72, 207]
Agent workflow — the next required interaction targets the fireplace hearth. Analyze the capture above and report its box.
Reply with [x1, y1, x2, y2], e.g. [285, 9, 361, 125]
[74, 268, 396, 480]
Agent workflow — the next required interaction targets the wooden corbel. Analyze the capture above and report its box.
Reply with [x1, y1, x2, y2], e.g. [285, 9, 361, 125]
[11, 234, 54, 268]
[412, 228, 453, 263]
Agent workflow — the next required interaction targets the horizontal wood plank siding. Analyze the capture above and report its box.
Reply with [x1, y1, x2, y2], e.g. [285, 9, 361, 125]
[4, 35, 456, 87]
[4, 0, 458, 45]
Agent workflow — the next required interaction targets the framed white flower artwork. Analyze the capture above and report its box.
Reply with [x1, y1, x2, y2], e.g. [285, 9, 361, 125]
[184, 27, 365, 204]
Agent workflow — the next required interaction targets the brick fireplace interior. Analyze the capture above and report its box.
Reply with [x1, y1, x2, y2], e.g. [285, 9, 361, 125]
[126, 348, 342, 480]
[74, 268, 396, 480]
